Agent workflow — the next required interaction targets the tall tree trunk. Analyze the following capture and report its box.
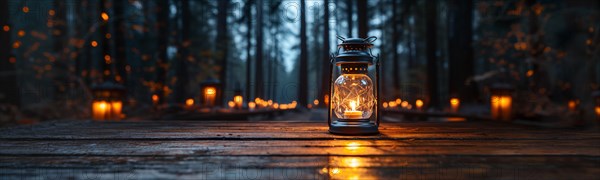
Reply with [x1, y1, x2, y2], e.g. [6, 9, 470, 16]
[357, 0, 368, 38]
[217, 0, 229, 105]
[173, 0, 190, 104]
[392, 0, 399, 95]
[53, 0, 68, 101]
[298, 0, 308, 107]
[255, 0, 264, 99]
[346, 0, 353, 36]
[156, 0, 169, 104]
[448, 0, 475, 102]
[0, 0, 19, 106]
[100, 0, 112, 81]
[114, 0, 127, 85]
[426, 0, 439, 108]
[320, 0, 330, 107]
[245, 0, 253, 102]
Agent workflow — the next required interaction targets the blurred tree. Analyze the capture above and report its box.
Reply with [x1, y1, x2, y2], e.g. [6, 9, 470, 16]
[448, 0, 476, 102]
[298, 0, 308, 107]
[0, 0, 19, 106]
[426, 0, 439, 108]
[173, 0, 191, 104]
[217, 0, 229, 105]
[255, 0, 264, 99]
[357, 0, 368, 38]
[320, 0, 331, 107]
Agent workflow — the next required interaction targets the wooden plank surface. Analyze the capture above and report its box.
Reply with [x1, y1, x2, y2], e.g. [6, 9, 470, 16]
[0, 120, 599, 179]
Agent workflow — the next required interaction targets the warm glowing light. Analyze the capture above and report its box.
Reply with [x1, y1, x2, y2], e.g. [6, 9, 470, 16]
[273, 103, 279, 109]
[91, 41, 98, 47]
[345, 142, 360, 151]
[185, 98, 194, 107]
[331, 168, 340, 174]
[450, 98, 460, 112]
[395, 98, 401, 104]
[491, 95, 512, 121]
[2, 25, 9, 32]
[568, 100, 577, 111]
[313, 99, 319, 106]
[105, 33, 111, 39]
[267, 100, 273, 106]
[17, 30, 25, 37]
[22, 6, 29, 13]
[526, 70, 534, 77]
[101, 12, 109, 21]
[324, 95, 330, 105]
[228, 101, 235, 108]
[92, 100, 122, 121]
[344, 99, 363, 119]
[401, 101, 408, 108]
[104, 55, 111, 64]
[595, 106, 600, 116]
[382, 102, 388, 108]
[48, 9, 55, 16]
[415, 99, 424, 110]
[203, 87, 216, 107]
[280, 104, 288, 110]
[233, 95, 243, 108]
[152, 94, 159, 104]
[345, 158, 360, 168]
[248, 102, 256, 110]
[389, 101, 396, 108]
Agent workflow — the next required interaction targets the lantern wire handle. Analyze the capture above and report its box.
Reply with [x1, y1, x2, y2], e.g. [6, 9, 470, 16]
[336, 35, 346, 42]
[365, 36, 377, 43]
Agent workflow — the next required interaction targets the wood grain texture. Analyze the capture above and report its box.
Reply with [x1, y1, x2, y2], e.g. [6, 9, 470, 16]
[0, 120, 598, 179]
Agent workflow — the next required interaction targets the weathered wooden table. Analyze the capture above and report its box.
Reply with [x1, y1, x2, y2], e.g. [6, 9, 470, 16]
[1, 120, 598, 179]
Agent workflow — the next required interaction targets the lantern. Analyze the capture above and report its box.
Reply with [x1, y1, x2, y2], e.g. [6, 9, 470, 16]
[450, 98, 460, 113]
[490, 83, 514, 121]
[91, 81, 125, 121]
[233, 89, 243, 109]
[328, 36, 380, 135]
[200, 78, 221, 108]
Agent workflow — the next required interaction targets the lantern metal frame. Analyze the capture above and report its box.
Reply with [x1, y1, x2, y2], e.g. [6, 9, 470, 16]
[200, 77, 222, 108]
[328, 36, 380, 135]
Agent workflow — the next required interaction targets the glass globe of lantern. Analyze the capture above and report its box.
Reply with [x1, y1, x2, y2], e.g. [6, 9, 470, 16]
[91, 81, 126, 121]
[489, 83, 514, 121]
[328, 36, 380, 135]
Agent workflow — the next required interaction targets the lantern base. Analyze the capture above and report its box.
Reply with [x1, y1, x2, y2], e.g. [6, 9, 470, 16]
[329, 121, 379, 135]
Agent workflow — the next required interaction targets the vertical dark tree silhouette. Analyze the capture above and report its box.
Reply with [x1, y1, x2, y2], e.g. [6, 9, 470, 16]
[426, 0, 439, 108]
[174, 0, 190, 103]
[156, 0, 169, 104]
[448, 0, 475, 102]
[0, 0, 19, 106]
[114, 0, 127, 86]
[320, 0, 330, 107]
[298, 0, 308, 107]
[244, 0, 254, 102]
[357, 0, 368, 38]
[391, 0, 400, 95]
[100, 0, 112, 81]
[255, 0, 264, 99]
[346, 0, 353, 36]
[52, 0, 68, 101]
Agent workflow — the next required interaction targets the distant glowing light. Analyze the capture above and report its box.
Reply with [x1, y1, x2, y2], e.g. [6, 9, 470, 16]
[48, 9, 55, 16]
[228, 101, 235, 109]
[101, 12, 109, 21]
[22, 6, 29, 13]
[185, 98, 194, 106]
[17, 30, 25, 37]
[415, 99, 424, 109]
[91, 41, 98, 47]
[526, 70, 534, 77]
[313, 99, 319, 106]
[2, 25, 9, 32]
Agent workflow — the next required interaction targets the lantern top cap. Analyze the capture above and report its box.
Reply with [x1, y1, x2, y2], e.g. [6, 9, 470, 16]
[337, 36, 377, 46]
[201, 77, 221, 86]
[91, 81, 125, 91]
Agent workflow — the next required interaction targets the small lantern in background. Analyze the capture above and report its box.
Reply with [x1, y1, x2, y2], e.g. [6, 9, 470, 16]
[450, 98, 460, 113]
[233, 89, 243, 109]
[200, 78, 221, 108]
[91, 81, 125, 121]
[415, 99, 424, 111]
[328, 36, 380, 135]
[567, 99, 578, 112]
[490, 83, 514, 121]
[248, 102, 256, 111]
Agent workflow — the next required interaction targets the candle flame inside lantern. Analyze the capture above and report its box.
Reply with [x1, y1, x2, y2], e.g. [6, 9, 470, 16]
[233, 95, 243, 108]
[350, 100, 357, 111]
[450, 98, 460, 112]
